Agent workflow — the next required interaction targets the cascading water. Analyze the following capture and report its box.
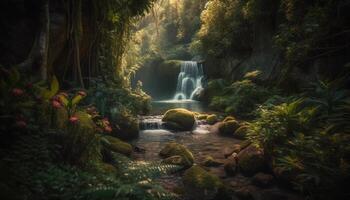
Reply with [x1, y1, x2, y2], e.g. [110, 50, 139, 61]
[174, 61, 204, 100]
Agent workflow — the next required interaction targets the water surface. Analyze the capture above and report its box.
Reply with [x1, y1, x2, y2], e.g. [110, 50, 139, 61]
[151, 100, 207, 115]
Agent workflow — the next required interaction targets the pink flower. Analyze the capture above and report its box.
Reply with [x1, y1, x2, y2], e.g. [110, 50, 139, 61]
[15, 120, 27, 128]
[77, 91, 87, 97]
[69, 116, 79, 124]
[104, 126, 112, 133]
[11, 88, 24, 97]
[52, 100, 62, 109]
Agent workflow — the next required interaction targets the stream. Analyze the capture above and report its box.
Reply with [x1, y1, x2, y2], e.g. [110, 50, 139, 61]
[132, 100, 303, 200]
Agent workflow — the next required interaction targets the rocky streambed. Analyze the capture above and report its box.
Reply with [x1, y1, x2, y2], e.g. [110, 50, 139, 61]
[132, 113, 303, 200]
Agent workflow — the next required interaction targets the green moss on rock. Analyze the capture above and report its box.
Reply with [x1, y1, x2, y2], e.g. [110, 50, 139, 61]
[218, 120, 240, 136]
[102, 136, 132, 156]
[223, 116, 235, 122]
[183, 165, 229, 200]
[162, 108, 195, 131]
[206, 114, 218, 125]
[238, 145, 266, 176]
[197, 114, 209, 120]
[159, 142, 194, 168]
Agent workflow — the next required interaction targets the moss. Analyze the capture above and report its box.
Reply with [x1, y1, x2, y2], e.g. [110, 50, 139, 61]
[223, 116, 235, 122]
[202, 156, 223, 167]
[159, 142, 194, 168]
[183, 166, 223, 188]
[103, 136, 132, 156]
[196, 114, 209, 120]
[233, 125, 248, 139]
[218, 120, 240, 136]
[206, 114, 218, 125]
[238, 145, 266, 176]
[183, 166, 229, 200]
[162, 108, 195, 131]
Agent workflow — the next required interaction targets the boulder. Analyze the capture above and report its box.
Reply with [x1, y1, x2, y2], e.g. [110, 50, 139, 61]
[237, 145, 266, 176]
[102, 136, 133, 156]
[223, 116, 235, 122]
[218, 120, 240, 136]
[197, 114, 209, 120]
[252, 173, 274, 187]
[224, 154, 238, 176]
[233, 125, 249, 139]
[223, 145, 241, 158]
[206, 114, 218, 125]
[202, 156, 223, 167]
[183, 165, 229, 200]
[162, 108, 195, 131]
[159, 142, 194, 168]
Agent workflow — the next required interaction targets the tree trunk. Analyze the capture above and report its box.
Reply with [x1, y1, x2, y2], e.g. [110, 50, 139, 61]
[17, 0, 50, 81]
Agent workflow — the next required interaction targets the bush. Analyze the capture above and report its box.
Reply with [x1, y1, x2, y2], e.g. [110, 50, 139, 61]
[247, 96, 350, 198]
[209, 79, 274, 118]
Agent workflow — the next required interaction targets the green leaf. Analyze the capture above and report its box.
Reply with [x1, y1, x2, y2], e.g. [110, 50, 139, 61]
[50, 76, 59, 95]
[58, 94, 69, 107]
[41, 76, 60, 100]
[72, 94, 84, 106]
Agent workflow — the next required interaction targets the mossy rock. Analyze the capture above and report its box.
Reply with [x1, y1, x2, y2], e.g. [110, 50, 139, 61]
[102, 136, 132, 156]
[159, 142, 194, 168]
[183, 165, 229, 200]
[197, 114, 209, 120]
[218, 120, 240, 136]
[114, 117, 139, 140]
[233, 125, 248, 139]
[224, 156, 238, 176]
[238, 145, 266, 176]
[202, 156, 223, 167]
[206, 114, 218, 125]
[162, 108, 195, 131]
[223, 116, 235, 122]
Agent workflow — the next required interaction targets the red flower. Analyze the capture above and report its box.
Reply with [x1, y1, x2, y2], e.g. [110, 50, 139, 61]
[77, 91, 87, 97]
[11, 88, 24, 97]
[52, 100, 62, 109]
[15, 120, 27, 128]
[69, 116, 79, 124]
[104, 126, 112, 133]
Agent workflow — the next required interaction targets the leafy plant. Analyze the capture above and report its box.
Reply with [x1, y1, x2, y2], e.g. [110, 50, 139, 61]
[209, 79, 274, 118]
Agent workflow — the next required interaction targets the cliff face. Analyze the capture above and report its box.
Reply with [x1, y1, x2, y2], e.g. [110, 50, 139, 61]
[133, 59, 181, 100]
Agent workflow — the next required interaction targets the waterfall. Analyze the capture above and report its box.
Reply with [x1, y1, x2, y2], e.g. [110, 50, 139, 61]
[174, 61, 204, 100]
